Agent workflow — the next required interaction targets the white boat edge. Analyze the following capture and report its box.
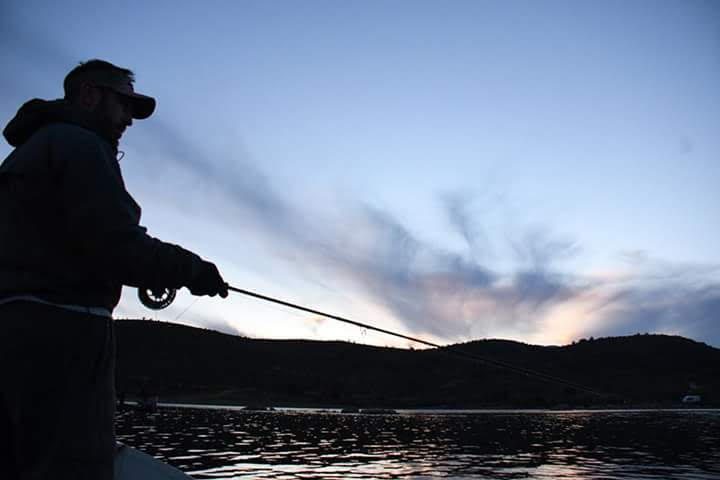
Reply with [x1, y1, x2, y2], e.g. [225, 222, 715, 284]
[115, 443, 194, 479]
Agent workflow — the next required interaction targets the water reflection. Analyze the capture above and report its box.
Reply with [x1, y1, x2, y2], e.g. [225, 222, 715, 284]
[115, 409, 720, 479]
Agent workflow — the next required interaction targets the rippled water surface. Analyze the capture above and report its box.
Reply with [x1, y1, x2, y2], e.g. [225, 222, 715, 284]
[115, 408, 720, 479]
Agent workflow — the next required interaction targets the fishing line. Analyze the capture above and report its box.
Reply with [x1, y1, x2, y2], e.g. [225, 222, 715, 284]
[139, 284, 613, 399]
[228, 286, 609, 398]
[173, 297, 200, 322]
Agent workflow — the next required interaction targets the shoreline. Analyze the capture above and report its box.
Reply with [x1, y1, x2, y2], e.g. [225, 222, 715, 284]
[120, 400, 720, 414]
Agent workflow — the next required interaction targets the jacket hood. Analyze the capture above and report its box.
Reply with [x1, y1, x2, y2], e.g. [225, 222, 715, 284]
[3, 98, 118, 151]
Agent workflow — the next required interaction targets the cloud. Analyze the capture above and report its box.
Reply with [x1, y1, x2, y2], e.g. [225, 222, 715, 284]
[125, 121, 720, 347]
[584, 264, 720, 346]
[442, 191, 487, 256]
[135, 121, 293, 232]
[297, 204, 586, 341]
[289, 208, 720, 346]
[511, 228, 580, 268]
[312, 206, 498, 338]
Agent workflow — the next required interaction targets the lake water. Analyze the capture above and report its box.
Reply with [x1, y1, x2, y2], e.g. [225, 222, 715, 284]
[115, 407, 720, 479]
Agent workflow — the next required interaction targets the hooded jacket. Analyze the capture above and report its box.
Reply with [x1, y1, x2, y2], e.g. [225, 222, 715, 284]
[0, 99, 204, 311]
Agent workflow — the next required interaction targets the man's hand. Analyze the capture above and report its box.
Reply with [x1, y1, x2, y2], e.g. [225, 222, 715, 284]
[187, 261, 228, 298]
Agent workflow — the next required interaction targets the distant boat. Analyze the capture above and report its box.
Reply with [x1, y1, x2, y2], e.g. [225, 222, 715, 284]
[682, 395, 702, 404]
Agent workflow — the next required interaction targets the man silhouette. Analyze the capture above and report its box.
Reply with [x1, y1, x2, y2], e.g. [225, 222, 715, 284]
[0, 59, 228, 479]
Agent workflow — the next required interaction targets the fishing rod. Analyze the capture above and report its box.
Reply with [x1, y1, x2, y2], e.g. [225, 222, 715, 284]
[138, 285, 611, 399]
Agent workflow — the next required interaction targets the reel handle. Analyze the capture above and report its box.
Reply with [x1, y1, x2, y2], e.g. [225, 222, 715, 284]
[138, 286, 177, 310]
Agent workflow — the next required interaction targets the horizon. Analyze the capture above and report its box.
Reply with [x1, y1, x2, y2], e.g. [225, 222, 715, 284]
[115, 317, 718, 350]
[2, 1, 718, 348]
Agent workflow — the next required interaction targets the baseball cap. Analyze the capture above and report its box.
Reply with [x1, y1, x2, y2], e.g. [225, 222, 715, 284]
[64, 60, 157, 119]
[93, 76, 155, 119]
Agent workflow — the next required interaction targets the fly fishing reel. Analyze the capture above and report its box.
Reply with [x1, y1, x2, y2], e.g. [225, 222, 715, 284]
[138, 286, 177, 310]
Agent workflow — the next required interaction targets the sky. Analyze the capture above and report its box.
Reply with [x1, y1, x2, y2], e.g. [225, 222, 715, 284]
[1, 0, 719, 348]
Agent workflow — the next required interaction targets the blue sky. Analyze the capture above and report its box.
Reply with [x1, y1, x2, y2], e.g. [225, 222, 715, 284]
[2, 0, 719, 347]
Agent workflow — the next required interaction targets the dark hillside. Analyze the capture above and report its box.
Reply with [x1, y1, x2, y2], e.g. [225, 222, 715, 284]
[116, 320, 720, 408]
[450, 335, 720, 403]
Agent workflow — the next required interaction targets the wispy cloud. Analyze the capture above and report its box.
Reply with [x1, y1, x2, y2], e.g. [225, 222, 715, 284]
[122, 119, 720, 347]
[582, 256, 720, 344]
[321, 206, 497, 338]
[137, 121, 292, 230]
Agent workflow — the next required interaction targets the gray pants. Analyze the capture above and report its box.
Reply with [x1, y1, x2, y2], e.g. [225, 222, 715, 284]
[0, 301, 116, 479]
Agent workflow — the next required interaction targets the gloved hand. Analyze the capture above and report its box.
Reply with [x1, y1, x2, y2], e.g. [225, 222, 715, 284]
[187, 261, 228, 298]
